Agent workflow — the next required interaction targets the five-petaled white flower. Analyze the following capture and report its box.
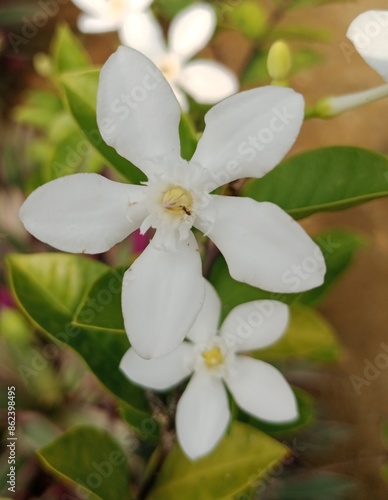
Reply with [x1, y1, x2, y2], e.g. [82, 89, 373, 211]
[72, 0, 153, 36]
[119, 2, 238, 110]
[121, 281, 298, 460]
[19, 46, 325, 360]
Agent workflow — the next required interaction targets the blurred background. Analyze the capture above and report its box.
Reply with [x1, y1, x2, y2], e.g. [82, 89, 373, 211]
[1, 0, 388, 498]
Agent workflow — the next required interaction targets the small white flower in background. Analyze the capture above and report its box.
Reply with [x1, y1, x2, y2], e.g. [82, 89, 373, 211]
[121, 281, 298, 460]
[71, 0, 153, 36]
[19, 46, 325, 359]
[119, 2, 238, 110]
[317, 10, 388, 117]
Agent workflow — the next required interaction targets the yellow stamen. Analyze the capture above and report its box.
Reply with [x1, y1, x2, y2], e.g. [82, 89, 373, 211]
[202, 346, 224, 368]
[162, 186, 193, 216]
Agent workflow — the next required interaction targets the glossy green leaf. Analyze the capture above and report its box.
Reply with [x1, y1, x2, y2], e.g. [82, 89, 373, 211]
[257, 304, 340, 362]
[39, 426, 130, 500]
[209, 229, 365, 317]
[179, 113, 198, 160]
[301, 230, 366, 305]
[148, 422, 287, 500]
[51, 23, 91, 75]
[60, 70, 145, 183]
[6, 254, 150, 421]
[243, 147, 388, 220]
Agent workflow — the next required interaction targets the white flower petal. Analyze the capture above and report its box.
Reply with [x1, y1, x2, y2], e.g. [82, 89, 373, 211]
[77, 14, 120, 33]
[225, 356, 298, 423]
[347, 10, 388, 81]
[122, 232, 205, 358]
[191, 87, 304, 191]
[119, 12, 166, 60]
[19, 173, 145, 254]
[170, 83, 189, 111]
[120, 344, 195, 390]
[176, 371, 230, 460]
[169, 3, 216, 60]
[72, 0, 106, 16]
[128, 0, 153, 12]
[196, 196, 325, 293]
[220, 300, 289, 352]
[97, 46, 182, 178]
[179, 60, 238, 104]
[187, 280, 221, 343]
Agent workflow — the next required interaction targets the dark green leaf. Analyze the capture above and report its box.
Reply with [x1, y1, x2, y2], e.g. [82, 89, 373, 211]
[301, 230, 366, 305]
[243, 147, 388, 219]
[179, 113, 197, 160]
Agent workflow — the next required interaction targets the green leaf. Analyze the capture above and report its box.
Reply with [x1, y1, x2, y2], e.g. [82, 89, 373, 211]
[148, 422, 287, 500]
[257, 304, 340, 362]
[225, 1, 268, 40]
[243, 147, 388, 219]
[241, 50, 269, 85]
[59, 70, 145, 183]
[301, 230, 366, 305]
[6, 254, 150, 422]
[179, 113, 198, 160]
[39, 426, 130, 500]
[13, 90, 63, 131]
[155, 0, 193, 19]
[209, 229, 365, 318]
[274, 472, 357, 499]
[270, 25, 331, 43]
[51, 23, 91, 75]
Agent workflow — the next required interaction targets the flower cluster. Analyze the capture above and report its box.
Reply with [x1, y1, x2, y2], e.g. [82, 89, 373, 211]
[72, 1, 238, 110]
[19, 7, 328, 460]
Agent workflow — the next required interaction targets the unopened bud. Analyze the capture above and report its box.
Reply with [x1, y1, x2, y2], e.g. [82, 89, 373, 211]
[267, 40, 292, 85]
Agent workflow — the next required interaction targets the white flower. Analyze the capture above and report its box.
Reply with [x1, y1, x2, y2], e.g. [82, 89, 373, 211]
[72, 0, 153, 36]
[347, 10, 388, 81]
[119, 2, 238, 110]
[120, 281, 298, 460]
[19, 46, 325, 359]
[318, 10, 388, 117]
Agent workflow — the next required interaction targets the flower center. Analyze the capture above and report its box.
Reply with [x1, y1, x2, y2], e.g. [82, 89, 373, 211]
[161, 186, 193, 217]
[109, 0, 124, 13]
[158, 56, 180, 82]
[202, 346, 224, 368]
